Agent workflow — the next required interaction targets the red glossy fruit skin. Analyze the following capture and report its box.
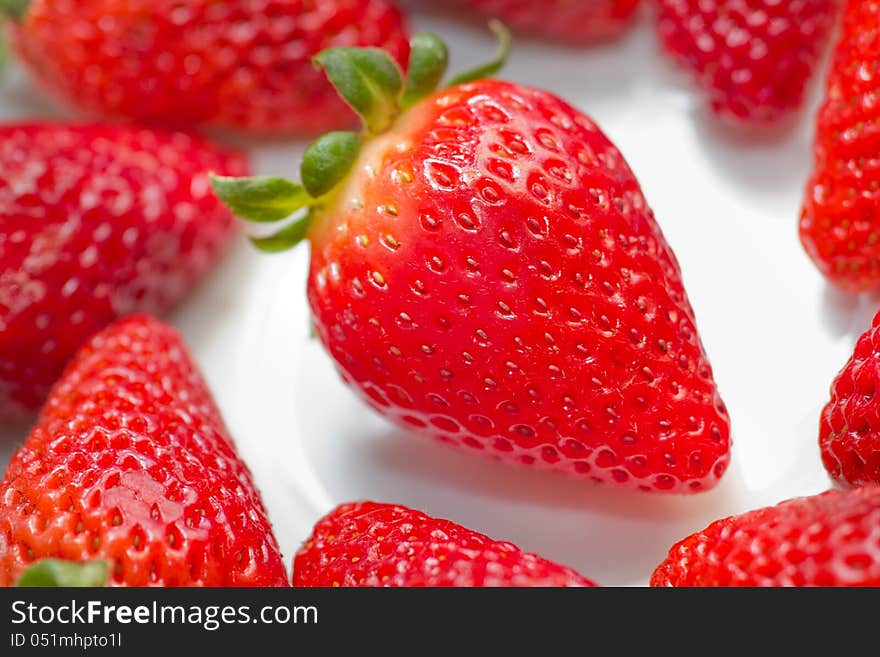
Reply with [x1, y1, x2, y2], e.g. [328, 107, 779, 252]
[10, 0, 409, 134]
[819, 311, 880, 486]
[0, 123, 244, 421]
[800, 0, 880, 291]
[0, 315, 289, 587]
[294, 501, 596, 586]
[657, 0, 837, 124]
[651, 487, 880, 586]
[457, 0, 641, 42]
[307, 79, 731, 494]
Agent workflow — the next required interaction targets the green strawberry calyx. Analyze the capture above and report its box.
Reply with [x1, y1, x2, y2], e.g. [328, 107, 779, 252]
[16, 559, 109, 587]
[0, 0, 30, 21]
[211, 22, 511, 253]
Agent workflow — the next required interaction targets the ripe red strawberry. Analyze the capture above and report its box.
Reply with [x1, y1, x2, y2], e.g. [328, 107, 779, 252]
[651, 487, 880, 586]
[456, 0, 641, 42]
[656, 0, 838, 124]
[1, 0, 409, 134]
[0, 314, 288, 587]
[819, 311, 880, 486]
[800, 0, 880, 291]
[213, 29, 731, 493]
[294, 501, 596, 586]
[0, 123, 243, 421]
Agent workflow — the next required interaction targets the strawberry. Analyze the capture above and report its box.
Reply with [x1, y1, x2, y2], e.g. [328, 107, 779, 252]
[294, 501, 596, 586]
[0, 123, 243, 421]
[213, 27, 731, 493]
[800, 0, 880, 291]
[819, 311, 880, 487]
[455, 0, 641, 42]
[0, 314, 289, 587]
[651, 487, 880, 586]
[0, 0, 409, 134]
[656, 0, 838, 124]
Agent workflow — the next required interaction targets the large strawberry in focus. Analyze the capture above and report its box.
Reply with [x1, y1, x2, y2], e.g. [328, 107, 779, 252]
[456, 0, 641, 42]
[294, 501, 596, 586]
[800, 0, 880, 290]
[652, 487, 880, 586]
[0, 0, 409, 134]
[0, 123, 243, 421]
[0, 315, 288, 587]
[213, 27, 731, 493]
[656, 0, 838, 124]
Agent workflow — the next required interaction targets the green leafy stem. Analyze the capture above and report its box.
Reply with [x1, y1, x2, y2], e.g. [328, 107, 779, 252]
[0, 0, 30, 21]
[17, 559, 109, 587]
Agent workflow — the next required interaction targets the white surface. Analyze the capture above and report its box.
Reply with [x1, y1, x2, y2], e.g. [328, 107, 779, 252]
[0, 4, 864, 586]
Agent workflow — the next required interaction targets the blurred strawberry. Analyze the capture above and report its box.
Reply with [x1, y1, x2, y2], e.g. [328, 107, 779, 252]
[294, 501, 596, 586]
[0, 123, 243, 421]
[456, 0, 640, 42]
[819, 310, 880, 486]
[652, 487, 880, 586]
[0, 315, 288, 587]
[1, 0, 409, 134]
[656, 0, 838, 124]
[800, 0, 880, 290]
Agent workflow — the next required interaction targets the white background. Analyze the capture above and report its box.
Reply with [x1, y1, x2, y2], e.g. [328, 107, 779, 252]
[0, 2, 866, 586]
